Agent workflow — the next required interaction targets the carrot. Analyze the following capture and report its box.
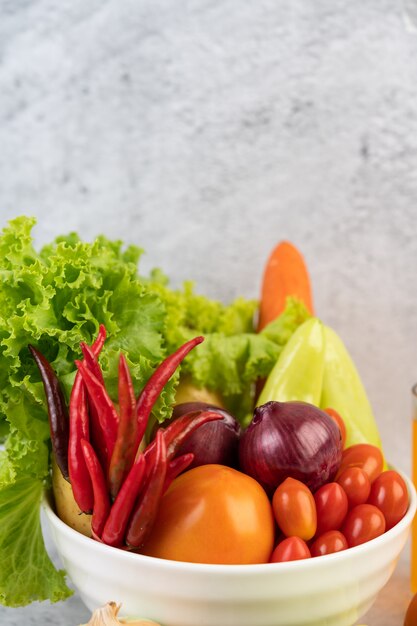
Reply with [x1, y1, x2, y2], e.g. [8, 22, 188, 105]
[257, 241, 314, 331]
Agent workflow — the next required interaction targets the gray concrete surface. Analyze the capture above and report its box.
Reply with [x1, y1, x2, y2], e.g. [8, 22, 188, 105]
[1, 0, 417, 623]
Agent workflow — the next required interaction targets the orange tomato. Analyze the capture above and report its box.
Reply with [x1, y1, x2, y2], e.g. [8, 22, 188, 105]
[272, 477, 317, 540]
[405, 592, 417, 626]
[142, 464, 275, 564]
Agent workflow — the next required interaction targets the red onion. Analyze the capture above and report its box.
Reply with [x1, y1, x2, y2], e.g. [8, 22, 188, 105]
[171, 402, 241, 469]
[239, 401, 343, 494]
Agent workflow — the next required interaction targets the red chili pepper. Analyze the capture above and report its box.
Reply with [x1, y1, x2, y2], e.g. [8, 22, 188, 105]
[126, 430, 167, 549]
[81, 438, 111, 539]
[79, 338, 109, 471]
[69, 380, 93, 512]
[108, 354, 138, 500]
[144, 410, 222, 471]
[68, 325, 106, 513]
[163, 453, 194, 493]
[101, 452, 146, 547]
[28, 345, 70, 481]
[91, 325, 107, 354]
[132, 336, 204, 458]
[75, 360, 119, 465]
[80, 341, 105, 385]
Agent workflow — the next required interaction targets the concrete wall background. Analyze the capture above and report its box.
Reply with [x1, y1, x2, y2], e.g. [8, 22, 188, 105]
[1, 0, 417, 476]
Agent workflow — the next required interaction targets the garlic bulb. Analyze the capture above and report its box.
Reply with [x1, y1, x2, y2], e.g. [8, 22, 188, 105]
[80, 602, 161, 626]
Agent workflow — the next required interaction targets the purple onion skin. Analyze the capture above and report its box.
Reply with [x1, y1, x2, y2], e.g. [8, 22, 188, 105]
[239, 401, 343, 494]
[172, 402, 241, 469]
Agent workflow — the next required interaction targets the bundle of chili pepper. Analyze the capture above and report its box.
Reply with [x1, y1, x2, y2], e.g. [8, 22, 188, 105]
[30, 329, 221, 550]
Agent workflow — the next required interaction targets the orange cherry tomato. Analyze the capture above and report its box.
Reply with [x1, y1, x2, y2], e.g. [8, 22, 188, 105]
[310, 530, 348, 557]
[342, 503, 386, 547]
[324, 408, 346, 448]
[270, 536, 311, 563]
[272, 477, 317, 540]
[336, 467, 371, 508]
[142, 464, 275, 564]
[314, 482, 348, 536]
[367, 470, 409, 530]
[404, 592, 417, 626]
[336, 444, 384, 484]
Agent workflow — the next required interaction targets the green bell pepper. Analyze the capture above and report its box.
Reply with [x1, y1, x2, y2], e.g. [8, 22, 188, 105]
[257, 317, 325, 406]
[320, 325, 383, 452]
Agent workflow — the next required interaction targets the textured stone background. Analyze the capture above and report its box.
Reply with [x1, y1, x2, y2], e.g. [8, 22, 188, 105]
[1, 0, 417, 624]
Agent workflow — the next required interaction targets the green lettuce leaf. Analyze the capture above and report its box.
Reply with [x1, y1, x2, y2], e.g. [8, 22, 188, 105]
[0, 477, 71, 606]
[146, 274, 311, 420]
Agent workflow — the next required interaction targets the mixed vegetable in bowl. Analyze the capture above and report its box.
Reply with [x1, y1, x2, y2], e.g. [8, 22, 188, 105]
[0, 216, 410, 609]
[32, 324, 409, 567]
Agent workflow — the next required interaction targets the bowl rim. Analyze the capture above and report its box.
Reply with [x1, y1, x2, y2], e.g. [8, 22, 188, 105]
[43, 467, 417, 575]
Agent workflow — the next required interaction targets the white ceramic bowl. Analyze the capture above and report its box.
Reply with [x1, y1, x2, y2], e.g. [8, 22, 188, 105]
[43, 471, 416, 626]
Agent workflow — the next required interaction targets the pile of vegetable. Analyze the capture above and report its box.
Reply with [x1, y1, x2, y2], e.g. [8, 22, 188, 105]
[0, 217, 410, 608]
[33, 327, 409, 566]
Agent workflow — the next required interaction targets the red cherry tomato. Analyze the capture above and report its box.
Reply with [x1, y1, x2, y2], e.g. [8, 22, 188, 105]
[314, 482, 348, 535]
[272, 477, 317, 540]
[142, 465, 275, 564]
[367, 470, 409, 530]
[336, 467, 371, 508]
[310, 530, 348, 557]
[324, 408, 346, 448]
[342, 503, 386, 547]
[337, 444, 383, 484]
[270, 536, 311, 563]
